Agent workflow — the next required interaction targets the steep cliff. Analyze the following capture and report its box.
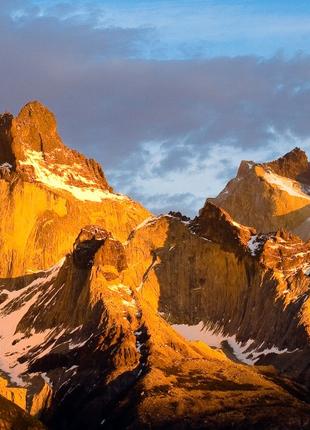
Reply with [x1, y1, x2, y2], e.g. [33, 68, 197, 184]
[0, 102, 150, 278]
[0, 225, 309, 430]
[125, 206, 310, 389]
[208, 148, 310, 240]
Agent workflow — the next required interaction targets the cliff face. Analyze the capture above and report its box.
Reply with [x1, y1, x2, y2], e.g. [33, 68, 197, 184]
[0, 224, 309, 430]
[0, 102, 150, 278]
[208, 148, 310, 240]
[124, 206, 310, 387]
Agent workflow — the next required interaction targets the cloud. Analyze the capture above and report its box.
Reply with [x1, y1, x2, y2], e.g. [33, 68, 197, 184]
[1, 2, 310, 215]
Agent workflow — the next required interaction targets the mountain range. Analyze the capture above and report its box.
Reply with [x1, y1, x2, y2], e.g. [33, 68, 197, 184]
[0, 101, 309, 430]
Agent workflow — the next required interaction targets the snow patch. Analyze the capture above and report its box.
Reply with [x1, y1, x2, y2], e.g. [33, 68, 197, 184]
[172, 322, 296, 365]
[0, 162, 12, 170]
[132, 216, 158, 232]
[108, 284, 132, 296]
[247, 235, 260, 256]
[0, 259, 64, 385]
[68, 334, 93, 350]
[19, 150, 127, 203]
[263, 170, 310, 200]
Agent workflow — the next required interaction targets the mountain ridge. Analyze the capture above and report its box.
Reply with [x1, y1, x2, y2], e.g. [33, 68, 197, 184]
[0, 101, 309, 429]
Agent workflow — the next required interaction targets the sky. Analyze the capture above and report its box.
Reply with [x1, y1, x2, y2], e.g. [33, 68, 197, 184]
[1, 1, 310, 215]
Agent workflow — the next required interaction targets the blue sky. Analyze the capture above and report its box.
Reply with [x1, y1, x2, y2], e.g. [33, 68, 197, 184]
[15, 0, 310, 59]
[1, 1, 310, 215]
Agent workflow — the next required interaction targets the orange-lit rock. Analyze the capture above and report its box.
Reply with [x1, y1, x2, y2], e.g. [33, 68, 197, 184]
[208, 148, 310, 240]
[0, 102, 150, 278]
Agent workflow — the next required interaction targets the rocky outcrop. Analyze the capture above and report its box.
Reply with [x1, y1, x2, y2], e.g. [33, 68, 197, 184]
[208, 147, 310, 240]
[0, 101, 110, 189]
[0, 395, 44, 430]
[0, 102, 150, 278]
[0, 377, 27, 411]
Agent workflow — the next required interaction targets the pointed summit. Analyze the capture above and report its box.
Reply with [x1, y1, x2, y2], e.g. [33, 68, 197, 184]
[0, 101, 61, 166]
[13, 100, 61, 156]
[0, 100, 113, 198]
[0, 101, 151, 277]
[265, 147, 309, 181]
[191, 201, 255, 254]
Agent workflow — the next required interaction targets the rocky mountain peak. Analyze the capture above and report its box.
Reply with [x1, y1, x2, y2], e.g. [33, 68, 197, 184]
[0, 101, 115, 200]
[236, 159, 255, 178]
[12, 100, 62, 156]
[236, 147, 309, 182]
[265, 147, 309, 181]
[0, 101, 61, 166]
[192, 201, 255, 253]
[209, 147, 310, 240]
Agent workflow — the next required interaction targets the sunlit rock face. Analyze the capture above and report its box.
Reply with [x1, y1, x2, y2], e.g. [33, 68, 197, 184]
[0, 101, 110, 192]
[208, 147, 310, 240]
[0, 102, 310, 430]
[0, 394, 45, 430]
[0, 101, 150, 277]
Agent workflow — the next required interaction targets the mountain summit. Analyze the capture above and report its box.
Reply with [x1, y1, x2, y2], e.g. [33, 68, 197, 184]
[209, 147, 310, 240]
[0, 101, 150, 278]
[0, 101, 112, 200]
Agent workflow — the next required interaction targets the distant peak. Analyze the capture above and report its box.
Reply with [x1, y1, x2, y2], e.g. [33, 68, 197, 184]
[274, 147, 308, 166]
[283, 146, 307, 158]
[265, 147, 309, 181]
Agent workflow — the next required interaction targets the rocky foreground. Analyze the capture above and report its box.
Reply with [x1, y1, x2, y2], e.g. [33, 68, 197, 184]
[0, 102, 309, 429]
